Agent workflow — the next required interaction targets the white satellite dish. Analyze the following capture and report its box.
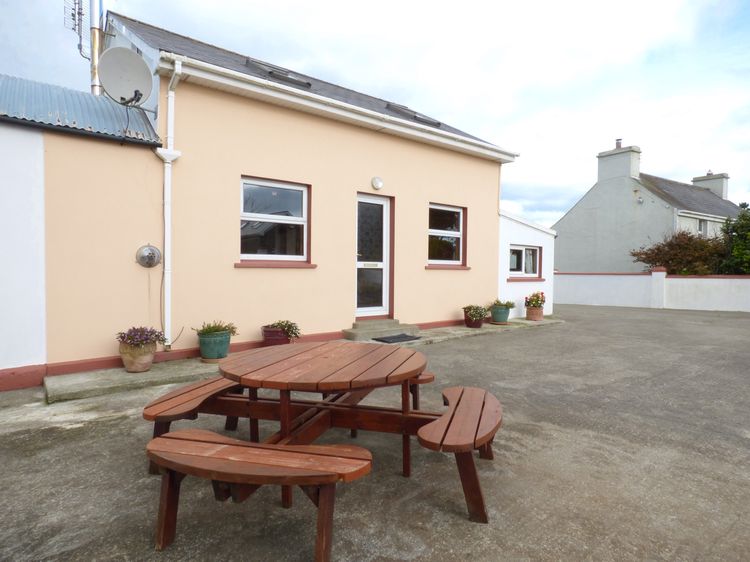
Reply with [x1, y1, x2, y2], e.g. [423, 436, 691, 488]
[98, 47, 152, 106]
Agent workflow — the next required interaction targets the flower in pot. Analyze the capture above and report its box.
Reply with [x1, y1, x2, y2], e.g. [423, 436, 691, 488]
[116, 326, 166, 373]
[193, 321, 238, 363]
[261, 320, 301, 346]
[524, 291, 546, 321]
[462, 305, 488, 328]
[488, 299, 515, 324]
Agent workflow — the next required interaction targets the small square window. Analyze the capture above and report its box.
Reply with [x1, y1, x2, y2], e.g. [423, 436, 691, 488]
[510, 246, 540, 277]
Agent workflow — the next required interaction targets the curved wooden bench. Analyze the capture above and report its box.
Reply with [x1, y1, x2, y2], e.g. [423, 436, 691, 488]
[147, 429, 372, 562]
[417, 386, 503, 523]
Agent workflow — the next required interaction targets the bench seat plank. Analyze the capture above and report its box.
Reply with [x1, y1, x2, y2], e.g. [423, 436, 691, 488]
[442, 387, 486, 453]
[147, 430, 372, 484]
[143, 376, 241, 422]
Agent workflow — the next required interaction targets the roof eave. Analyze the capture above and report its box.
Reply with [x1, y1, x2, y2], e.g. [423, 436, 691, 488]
[677, 209, 733, 221]
[500, 209, 557, 235]
[157, 53, 518, 164]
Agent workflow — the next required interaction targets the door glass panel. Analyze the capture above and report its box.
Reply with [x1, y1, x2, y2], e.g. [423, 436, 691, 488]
[357, 268, 383, 308]
[428, 235, 459, 261]
[240, 221, 303, 255]
[358, 202, 383, 262]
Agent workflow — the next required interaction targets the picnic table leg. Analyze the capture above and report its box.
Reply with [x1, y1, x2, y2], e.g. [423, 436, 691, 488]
[314, 483, 336, 562]
[478, 439, 494, 460]
[224, 387, 244, 431]
[248, 388, 260, 442]
[454, 452, 488, 523]
[280, 390, 293, 508]
[410, 381, 420, 410]
[155, 469, 185, 550]
[401, 381, 411, 477]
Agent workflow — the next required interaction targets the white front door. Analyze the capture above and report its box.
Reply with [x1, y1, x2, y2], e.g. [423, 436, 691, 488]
[356, 194, 390, 316]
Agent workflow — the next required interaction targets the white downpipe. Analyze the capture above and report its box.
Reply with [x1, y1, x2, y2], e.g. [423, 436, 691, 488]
[155, 61, 182, 348]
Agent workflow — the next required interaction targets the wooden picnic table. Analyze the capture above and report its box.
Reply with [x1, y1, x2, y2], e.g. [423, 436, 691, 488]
[219, 341, 434, 481]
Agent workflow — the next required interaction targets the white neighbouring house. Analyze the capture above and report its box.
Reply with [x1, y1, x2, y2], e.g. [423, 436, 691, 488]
[553, 141, 741, 273]
[498, 210, 556, 318]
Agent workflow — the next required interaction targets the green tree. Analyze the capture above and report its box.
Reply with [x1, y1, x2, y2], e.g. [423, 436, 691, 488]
[630, 231, 725, 275]
[720, 203, 750, 274]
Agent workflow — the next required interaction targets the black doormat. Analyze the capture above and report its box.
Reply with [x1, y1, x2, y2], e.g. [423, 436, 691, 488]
[372, 333, 422, 344]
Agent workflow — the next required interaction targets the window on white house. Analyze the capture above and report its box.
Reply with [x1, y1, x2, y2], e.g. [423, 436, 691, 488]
[697, 219, 708, 237]
[240, 178, 308, 260]
[510, 246, 539, 276]
[428, 204, 464, 264]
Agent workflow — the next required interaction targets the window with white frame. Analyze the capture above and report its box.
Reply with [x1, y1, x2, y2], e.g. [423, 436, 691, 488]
[428, 204, 464, 264]
[240, 178, 308, 260]
[509, 246, 540, 276]
[697, 219, 708, 237]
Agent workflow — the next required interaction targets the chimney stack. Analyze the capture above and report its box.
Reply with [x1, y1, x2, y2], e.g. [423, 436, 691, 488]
[692, 170, 729, 200]
[597, 141, 641, 182]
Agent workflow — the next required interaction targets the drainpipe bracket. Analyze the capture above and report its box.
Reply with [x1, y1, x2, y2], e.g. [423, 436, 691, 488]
[155, 148, 181, 163]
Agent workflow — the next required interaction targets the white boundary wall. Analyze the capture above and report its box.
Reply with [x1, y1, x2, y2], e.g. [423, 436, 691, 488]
[0, 124, 47, 368]
[555, 270, 750, 312]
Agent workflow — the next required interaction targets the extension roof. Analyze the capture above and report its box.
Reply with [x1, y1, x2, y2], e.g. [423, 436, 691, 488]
[107, 12, 489, 145]
[0, 74, 160, 146]
[638, 173, 740, 219]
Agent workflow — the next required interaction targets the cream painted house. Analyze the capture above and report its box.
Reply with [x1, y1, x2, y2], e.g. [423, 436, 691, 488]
[0, 13, 517, 390]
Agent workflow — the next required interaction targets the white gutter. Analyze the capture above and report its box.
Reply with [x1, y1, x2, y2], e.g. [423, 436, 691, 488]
[157, 53, 518, 164]
[154, 60, 182, 348]
[676, 209, 731, 221]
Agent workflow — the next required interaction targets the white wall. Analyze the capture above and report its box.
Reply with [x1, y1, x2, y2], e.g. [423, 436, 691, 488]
[0, 124, 46, 368]
[499, 212, 555, 318]
[555, 272, 750, 312]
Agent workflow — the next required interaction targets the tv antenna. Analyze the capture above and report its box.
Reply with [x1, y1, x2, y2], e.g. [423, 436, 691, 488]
[64, 0, 90, 60]
[98, 47, 153, 106]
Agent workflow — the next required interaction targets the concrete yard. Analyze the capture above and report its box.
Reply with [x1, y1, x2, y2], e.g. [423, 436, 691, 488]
[1, 305, 749, 561]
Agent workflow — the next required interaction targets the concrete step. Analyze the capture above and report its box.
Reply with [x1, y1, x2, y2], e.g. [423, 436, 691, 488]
[343, 320, 420, 341]
[44, 359, 219, 403]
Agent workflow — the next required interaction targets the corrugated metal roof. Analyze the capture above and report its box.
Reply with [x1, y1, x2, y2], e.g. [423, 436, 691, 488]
[0, 74, 161, 145]
[108, 12, 486, 144]
[639, 173, 740, 219]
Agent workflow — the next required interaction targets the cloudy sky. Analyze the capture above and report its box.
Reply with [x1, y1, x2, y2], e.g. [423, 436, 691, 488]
[2, 0, 749, 226]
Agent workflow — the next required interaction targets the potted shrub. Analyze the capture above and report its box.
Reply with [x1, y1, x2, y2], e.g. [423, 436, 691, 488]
[488, 299, 515, 324]
[116, 326, 166, 373]
[462, 305, 488, 328]
[261, 320, 301, 346]
[524, 291, 546, 321]
[193, 321, 238, 363]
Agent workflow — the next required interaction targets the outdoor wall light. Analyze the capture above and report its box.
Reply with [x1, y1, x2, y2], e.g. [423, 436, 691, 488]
[637, 196, 644, 204]
[371, 176, 384, 190]
[136, 244, 162, 268]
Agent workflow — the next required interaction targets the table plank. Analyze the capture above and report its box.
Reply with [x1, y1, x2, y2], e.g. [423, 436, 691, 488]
[264, 342, 381, 391]
[245, 341, 349, 388]
[385, 351, 427, 385]
[316, 345, 401, 391]
[350, 347, 417, 389]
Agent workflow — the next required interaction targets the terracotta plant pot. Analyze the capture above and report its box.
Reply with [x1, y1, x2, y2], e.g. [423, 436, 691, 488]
[261, 325, 292, 346]
[525, 307, 544, 321]
[463, 313, 484, 328]
[119, 342, 156, 372]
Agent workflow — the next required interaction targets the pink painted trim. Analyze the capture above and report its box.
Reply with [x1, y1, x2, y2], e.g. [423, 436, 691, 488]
[425, 265, 471, 270]
[666, 274, 750, 279]
[0, 331, 345, 392]
[0, 364, 47, 392]
[416, 319, 464, 329]
[651, 266, 668, 272]
[507, 277, 546, 283]
[234, 261, 317, 269]
[554, 272, 650, 276]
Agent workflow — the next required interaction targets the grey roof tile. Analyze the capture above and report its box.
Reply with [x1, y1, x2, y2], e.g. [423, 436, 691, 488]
[0, 74, 160, 145]
[108, 12, 486, 143]
[638, 173, 740, 218]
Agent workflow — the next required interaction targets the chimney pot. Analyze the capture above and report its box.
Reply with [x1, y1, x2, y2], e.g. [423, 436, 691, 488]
[616, 138, 622, 149]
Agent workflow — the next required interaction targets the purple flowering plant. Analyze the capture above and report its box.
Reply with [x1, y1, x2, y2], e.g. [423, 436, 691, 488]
[524, 291, 546, 308]
[116, 326, 167, 347]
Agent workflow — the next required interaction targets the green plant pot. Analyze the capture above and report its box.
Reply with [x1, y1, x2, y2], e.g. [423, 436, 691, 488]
[490, 306, 511, 324]
[198, 331, 231, 362]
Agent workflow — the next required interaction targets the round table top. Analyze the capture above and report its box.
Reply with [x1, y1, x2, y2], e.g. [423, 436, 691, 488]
[219, 341, 427, 392]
